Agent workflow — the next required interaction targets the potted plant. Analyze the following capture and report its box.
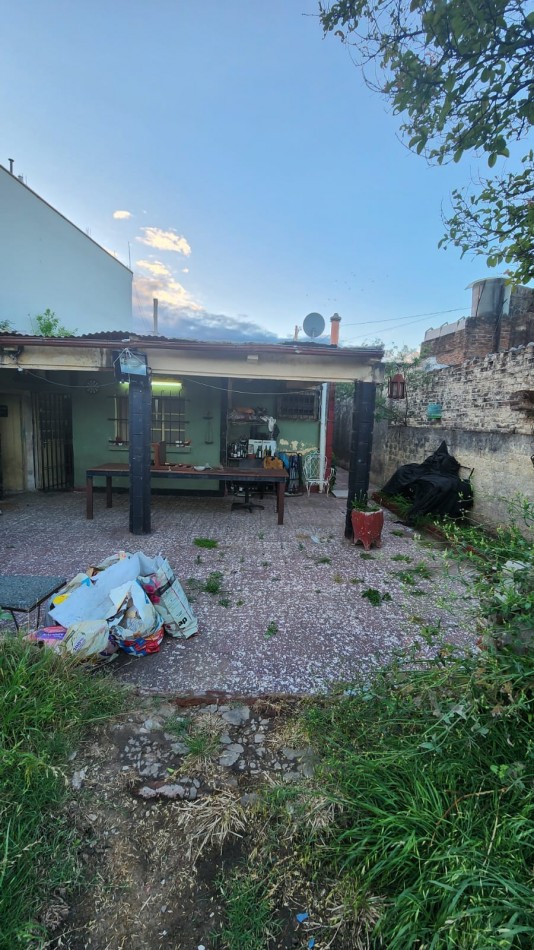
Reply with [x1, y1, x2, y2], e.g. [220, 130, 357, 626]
[351, 492, 384, 550]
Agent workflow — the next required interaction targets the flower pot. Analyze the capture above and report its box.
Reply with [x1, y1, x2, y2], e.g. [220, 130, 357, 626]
[351, 508, 384, 550]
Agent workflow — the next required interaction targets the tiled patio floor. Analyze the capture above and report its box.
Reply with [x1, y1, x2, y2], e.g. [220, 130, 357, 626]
[0, 474, 477, 696]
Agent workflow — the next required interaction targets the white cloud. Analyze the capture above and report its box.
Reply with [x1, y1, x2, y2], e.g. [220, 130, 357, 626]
[134, 273, 202, 314]
[137, 227, 191, 256]
[113, 210, 132, 220]
[136, 259, 172, 278]
[182, 267, 190, 274]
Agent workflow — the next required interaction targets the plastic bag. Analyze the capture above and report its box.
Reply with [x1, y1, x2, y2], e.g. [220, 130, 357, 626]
[137, 555, 198, 639]
[109, 580, 165, 656]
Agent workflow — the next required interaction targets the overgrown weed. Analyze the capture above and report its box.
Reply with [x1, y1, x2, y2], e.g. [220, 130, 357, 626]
[0, 639, 126, 948]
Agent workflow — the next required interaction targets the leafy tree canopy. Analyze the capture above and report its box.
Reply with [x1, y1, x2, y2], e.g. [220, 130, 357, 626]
[319, 0, 534, 283]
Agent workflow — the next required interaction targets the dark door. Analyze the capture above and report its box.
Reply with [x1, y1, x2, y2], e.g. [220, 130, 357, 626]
[33, 393, 74, 491]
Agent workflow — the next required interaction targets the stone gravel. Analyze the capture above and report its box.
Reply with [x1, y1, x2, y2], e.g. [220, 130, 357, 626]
[0, 472, 478, 696]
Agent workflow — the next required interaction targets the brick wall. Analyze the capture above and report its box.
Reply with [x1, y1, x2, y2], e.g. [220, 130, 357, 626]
[369, 344, 534, 529]
[421, 285, 534, 365]
[406, 344, 534, 434]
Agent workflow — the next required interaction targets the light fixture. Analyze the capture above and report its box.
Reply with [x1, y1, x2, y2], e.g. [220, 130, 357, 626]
[151, 378, 182, 390]
[246, 354, 259, 362]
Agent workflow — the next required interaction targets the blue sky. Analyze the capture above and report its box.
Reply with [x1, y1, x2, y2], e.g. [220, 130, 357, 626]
[1, 1, 502, 350]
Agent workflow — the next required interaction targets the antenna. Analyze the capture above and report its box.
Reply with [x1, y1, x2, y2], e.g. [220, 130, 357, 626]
[302, 312, 325, 339]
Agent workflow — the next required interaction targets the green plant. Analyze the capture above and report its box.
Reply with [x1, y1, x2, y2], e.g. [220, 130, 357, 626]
[195, 554, 203, 564]
[442, 496, 534, 651]
[359, 552, 375, 560]
[316, 556, 331, 565]
[265, 621, 278, 639]
[185, 724, 221, 763]
[219, 597, 231, 608]
[390, 553, 412, 563]
[0, 319, 14, 332]
[164, 715, 189, 738]
[204, 571, 223, 595]
[31, 308, 76, 337]
[361, 588, 392, 607]
[217, 868, 279, 949]
[320, 1, 534, 284]
[303, 643, 534, 948]
[194, 537, 218, 549]
[0, 639, 125, 947]
[351, 491, 380, 512]
[333, 573, 343, 583]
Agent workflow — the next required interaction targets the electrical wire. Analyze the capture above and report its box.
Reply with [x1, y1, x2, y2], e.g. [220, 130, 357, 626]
[341, 306, 466, 328]
[16, 368, 319, 397]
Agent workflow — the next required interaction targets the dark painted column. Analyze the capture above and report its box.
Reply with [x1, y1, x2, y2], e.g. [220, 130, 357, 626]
[345, 381, 377, 538]
[129, 377, 152, 534]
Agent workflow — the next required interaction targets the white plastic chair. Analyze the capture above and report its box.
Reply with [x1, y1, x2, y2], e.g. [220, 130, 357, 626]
[303, 453, 330, 495]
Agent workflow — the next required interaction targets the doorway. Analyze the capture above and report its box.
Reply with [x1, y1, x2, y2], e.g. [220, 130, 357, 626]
[32, 392, 74, 491]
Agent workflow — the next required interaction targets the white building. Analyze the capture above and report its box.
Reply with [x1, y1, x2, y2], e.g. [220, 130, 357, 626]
[0, 164, 132, 334]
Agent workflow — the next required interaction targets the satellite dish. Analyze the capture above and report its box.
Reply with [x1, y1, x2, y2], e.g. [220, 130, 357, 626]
[302, 312, 325, 339]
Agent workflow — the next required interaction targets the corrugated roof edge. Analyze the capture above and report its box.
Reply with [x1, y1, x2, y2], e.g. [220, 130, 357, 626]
[0, 331, 384, 359]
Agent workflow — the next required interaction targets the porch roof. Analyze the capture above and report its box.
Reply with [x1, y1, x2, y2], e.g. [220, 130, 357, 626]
[0, 332, 384, 384]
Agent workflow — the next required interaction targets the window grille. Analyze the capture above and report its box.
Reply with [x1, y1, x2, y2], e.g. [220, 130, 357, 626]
[277, 389, 319, 420]
[110, 395, 188, 445]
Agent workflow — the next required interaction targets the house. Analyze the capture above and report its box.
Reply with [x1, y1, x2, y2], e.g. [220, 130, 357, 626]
[0, 327, 384, 529]
[0, 163, 132, 335]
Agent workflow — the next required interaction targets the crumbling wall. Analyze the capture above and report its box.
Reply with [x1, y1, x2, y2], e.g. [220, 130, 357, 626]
[370, 344, 534, 528]
[404, 345, 534, 434]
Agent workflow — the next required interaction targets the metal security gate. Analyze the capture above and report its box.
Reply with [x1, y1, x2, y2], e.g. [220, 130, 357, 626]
[33, 393, 74, 491]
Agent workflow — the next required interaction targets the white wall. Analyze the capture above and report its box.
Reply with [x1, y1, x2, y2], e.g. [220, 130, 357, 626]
[0, 166, 132, 334]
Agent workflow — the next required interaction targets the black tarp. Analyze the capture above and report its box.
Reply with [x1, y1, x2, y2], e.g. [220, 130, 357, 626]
[381, 441, 473, 522]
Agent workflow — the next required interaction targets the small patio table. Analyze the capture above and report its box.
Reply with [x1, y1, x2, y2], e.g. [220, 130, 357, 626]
[0, 575, 66, 630]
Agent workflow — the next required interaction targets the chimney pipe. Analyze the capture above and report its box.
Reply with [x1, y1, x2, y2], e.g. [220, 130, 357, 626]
[8, 158, 14, 174]
[153, 298, 159, 336]
[330, 313, 341, 346]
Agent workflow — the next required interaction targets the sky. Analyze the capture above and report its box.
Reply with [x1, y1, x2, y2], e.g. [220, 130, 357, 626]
[0, 0, 507, 351]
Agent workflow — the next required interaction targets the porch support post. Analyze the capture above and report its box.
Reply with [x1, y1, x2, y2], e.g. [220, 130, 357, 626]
[129, 377, 152, 534]
[345, 381, 377, 538]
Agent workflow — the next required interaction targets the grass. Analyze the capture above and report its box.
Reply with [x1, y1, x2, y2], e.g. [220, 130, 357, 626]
[194, 537, 218, 548]
[394, 561, 433, 585]
[217, 868, 279, 949]
[361, 587, 392, 607]
[204, 571, 223, 594]
[301, 645, 534, 949]
[315, 556, 331, 565]
[0, 638, 125, 948]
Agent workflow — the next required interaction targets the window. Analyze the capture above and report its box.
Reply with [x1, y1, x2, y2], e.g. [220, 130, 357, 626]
[110, 395, 188, 445]
[277, 389, 320, 420]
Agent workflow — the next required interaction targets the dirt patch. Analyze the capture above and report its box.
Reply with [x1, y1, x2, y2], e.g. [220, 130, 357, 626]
[48, 697, 313, 950]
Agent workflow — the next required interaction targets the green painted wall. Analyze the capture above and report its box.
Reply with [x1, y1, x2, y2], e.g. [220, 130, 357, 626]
[72, 374, 224, 491]
[227, 379, 320, 455]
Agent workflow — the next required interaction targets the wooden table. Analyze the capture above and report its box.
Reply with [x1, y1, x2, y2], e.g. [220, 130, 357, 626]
[85, 463, 287, 524]
[0, 575, 66, 630]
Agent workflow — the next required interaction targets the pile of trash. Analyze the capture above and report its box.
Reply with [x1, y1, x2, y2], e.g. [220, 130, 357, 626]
[25, 552, 197, 663]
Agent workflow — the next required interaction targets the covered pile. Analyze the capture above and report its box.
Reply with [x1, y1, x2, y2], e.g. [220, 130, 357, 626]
[381, 441, 473, 523]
